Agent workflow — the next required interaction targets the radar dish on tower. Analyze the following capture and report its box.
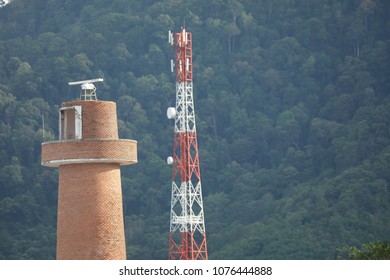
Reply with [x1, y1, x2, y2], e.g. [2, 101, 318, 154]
[68, 78, 103, 100]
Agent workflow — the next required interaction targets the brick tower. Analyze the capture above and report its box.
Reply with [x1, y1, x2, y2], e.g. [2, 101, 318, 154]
[41, 80, 137, 259]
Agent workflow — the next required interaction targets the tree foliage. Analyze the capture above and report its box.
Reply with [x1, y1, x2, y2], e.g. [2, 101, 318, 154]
[0, 0, 390, 259]
[338, 240, 390, 260]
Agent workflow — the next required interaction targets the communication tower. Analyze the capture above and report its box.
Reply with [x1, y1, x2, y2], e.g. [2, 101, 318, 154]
[166, 28, 208, 260]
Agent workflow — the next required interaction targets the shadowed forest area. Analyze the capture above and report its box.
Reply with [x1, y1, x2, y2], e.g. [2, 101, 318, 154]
[0, 0, 389, 259]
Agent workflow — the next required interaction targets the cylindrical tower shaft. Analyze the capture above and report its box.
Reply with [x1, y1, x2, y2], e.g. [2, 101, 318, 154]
[57, 163, 126, 259]
[168, 28, 208, 260]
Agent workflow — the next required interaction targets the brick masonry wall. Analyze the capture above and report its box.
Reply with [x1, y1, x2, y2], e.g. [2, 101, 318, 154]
[62, 100, 119, 139]
[57, 163, 126, 260]
[41, 99, 138, 260]
[41, 139, 137, 166]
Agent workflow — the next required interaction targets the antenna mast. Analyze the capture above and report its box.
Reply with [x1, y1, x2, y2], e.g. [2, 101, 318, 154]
[166, 28, 208, 260]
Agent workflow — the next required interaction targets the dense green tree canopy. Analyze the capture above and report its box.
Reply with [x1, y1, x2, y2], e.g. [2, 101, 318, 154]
[338, 240, 390, 260]
[0, 0, 389, 259]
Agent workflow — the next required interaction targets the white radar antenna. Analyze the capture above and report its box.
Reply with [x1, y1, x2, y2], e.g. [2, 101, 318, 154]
[68, 78, 104, 100]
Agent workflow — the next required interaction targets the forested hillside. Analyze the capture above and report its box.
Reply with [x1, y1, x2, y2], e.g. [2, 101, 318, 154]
[0, 0, 389, 259]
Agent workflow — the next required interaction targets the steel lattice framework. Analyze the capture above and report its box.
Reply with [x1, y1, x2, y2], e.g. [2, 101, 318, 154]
[167, 28, 208, 260]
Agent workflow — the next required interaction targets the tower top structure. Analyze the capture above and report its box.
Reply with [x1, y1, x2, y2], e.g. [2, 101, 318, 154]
[68, 78, 103, 100]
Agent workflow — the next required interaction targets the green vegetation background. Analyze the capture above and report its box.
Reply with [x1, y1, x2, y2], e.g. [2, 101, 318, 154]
[0, 0, 389, 259]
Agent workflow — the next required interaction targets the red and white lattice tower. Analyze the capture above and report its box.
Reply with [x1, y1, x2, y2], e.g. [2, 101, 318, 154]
[166, 27, 208, 260]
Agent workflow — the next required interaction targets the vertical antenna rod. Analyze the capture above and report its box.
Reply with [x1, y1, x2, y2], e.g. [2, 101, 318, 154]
[167, 28, 208, 260]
